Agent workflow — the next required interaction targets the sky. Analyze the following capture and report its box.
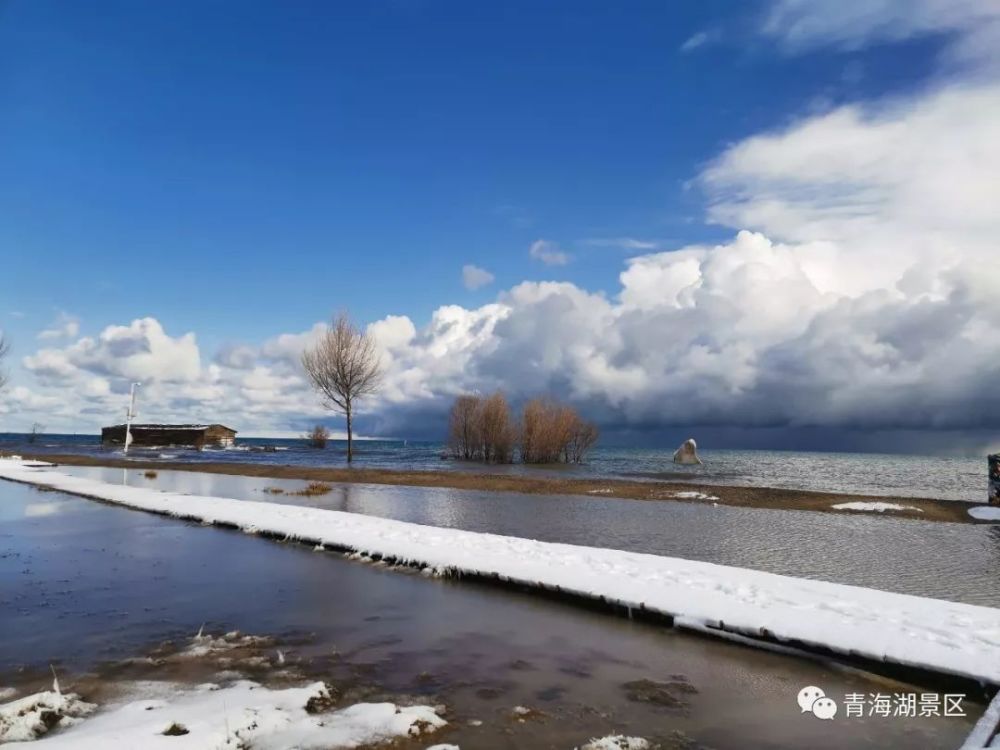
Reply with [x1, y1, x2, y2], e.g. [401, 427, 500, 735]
[1, 1, 999, 453]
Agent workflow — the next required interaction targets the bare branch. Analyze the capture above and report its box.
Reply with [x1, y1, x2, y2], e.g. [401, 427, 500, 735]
[301, 313, 382, 462]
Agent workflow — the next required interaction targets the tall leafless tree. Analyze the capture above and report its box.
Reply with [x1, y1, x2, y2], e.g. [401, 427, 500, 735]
[301, 313, 382, 463]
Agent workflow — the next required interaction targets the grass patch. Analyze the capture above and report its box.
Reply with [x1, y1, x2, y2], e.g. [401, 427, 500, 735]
[262, 487, 285, 495]
[144, 470, 158, 479]
[292, 481, 333, 497]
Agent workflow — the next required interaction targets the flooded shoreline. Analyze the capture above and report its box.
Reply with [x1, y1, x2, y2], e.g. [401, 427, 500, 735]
[3, 437, 988, 503]
[1, 478, 983, 748]
[48, 464, 1000, 608]
[6, 451, 984, 524]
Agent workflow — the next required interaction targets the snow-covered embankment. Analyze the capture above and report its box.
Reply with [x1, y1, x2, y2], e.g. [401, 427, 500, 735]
[2, 458, 999, 686]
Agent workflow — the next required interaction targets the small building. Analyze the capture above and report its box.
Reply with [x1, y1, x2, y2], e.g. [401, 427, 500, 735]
[101, 423, 237, 449]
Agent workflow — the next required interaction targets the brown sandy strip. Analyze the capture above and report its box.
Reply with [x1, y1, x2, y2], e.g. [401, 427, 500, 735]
[3, 451, 986, 524]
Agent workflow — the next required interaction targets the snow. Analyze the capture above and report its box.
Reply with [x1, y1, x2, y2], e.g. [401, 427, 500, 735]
[3, 680, 445, 749]
[0, 690, 95, 742]
[2, 458, 999, 685]
[969, 506, 1000, 521]
[672, 491, 720, 501]
[580, 737, 650, 750]
[962, 689, 1000, 750]
[832, 501, 922, 513]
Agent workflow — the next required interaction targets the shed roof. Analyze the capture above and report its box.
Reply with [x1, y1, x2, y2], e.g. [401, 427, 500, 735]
[103, 423, 237, 433]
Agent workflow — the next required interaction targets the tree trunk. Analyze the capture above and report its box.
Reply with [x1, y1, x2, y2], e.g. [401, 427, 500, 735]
[346, 406, 353, 463]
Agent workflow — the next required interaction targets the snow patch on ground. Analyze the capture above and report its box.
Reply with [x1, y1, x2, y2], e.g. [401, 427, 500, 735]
[0, 688, 17, 702]
[969, 506, 1000, 522]
[0, 456, 53, 468]
[580, 736, 650, 750]
[182, 629, 272, 659]
[832, 501, 922, 513]
[672, 491, 720, 501]
[2, 459, 999, 685]
[0, 690, 95, 742]
[4, 680, 445, 749]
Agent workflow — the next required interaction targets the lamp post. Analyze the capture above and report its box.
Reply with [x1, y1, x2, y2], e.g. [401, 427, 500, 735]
[123, 382, 141, 455]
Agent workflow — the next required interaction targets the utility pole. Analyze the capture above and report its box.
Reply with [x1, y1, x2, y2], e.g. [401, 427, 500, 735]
[990, 454, 999, 507]
[123, 382, 140, 454]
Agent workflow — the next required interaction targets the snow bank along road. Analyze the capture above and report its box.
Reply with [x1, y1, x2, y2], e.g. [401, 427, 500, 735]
[2, 458, 999, 688]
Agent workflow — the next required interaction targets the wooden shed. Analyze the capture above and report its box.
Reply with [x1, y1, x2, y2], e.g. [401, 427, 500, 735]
[101, 423, 237, 449]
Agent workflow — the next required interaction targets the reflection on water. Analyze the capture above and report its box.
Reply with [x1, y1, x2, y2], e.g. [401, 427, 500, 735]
[60, 466, 1000, 608]
[22, 501, 62, 518]
[0, 480, 980, 749]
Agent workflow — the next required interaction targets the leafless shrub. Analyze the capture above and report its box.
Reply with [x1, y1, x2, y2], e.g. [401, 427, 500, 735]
[301, 312, 382, 463]
[446, 392, 598, 464]
[292, 481, 333, 497]
[520, 398, 576, 463]
[448, 394, 483, 459]
[479, 391, 516, 463]
[446, 391, 515, 463]
[306, 424, 330, 449]
[144, 470, 158, 479]
[565, 418, 599, 463]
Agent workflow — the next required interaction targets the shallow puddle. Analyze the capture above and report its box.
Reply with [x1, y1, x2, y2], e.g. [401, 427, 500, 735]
[0, 478, 984, 748]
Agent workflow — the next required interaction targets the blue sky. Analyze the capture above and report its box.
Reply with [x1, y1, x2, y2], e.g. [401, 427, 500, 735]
[2, 1, 939, 342]
[2, 1, 999, 451]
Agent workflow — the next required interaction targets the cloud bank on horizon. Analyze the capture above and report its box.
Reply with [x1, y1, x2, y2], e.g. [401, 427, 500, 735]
[3, 1, 999, 452]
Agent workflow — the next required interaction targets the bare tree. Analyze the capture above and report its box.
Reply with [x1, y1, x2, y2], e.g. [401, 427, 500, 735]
[446, 391, 598, 464]
[448, 394, 482, 459]
[301, 313, 382, 463]
[0, 333, 8, 392]
[519, 397, 599, 464]
[565, 418, 599, 463]
[478, 391, 515, 463]
[521, 398, 575, 463]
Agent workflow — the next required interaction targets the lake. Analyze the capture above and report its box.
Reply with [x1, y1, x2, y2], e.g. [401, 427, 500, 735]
[0, 476, 983, 749]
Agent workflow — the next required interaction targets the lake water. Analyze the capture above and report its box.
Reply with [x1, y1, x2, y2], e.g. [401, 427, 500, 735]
[55, 465, 1000, 608]
[0, 478, 983, 748]
[2, 432, 990, 502]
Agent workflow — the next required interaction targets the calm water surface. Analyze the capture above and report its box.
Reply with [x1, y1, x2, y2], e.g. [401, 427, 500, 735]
[0, 479, 982, 749]
[57, 466, 1000, 608]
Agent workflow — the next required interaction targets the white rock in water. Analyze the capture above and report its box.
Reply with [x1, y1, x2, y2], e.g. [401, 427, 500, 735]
[673, 438, 702, 465]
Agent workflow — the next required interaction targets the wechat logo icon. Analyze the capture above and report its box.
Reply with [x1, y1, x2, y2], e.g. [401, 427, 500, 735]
[798, 686, 838, 720]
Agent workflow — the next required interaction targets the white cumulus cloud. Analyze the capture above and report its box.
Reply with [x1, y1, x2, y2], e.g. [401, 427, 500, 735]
[37, 312, 80, 341]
